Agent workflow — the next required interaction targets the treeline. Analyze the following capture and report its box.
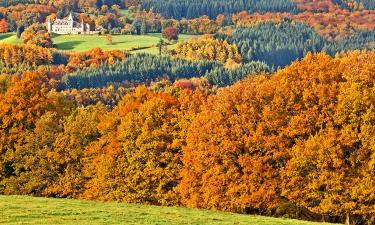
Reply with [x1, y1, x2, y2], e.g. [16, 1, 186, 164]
[324, 29, 375, 55]
[0, 44, 53, 68]
[1, 51, 375, 224]
[222, 21, 325, 68]
[0, 44, 127, 75]
[333, 0, 375, 10]
[95, 0, 124, 8]
[60, 22, 375, 89]
[62, 53, 270, 89]
[0, 0, 38, 7]
[142, 0, 299, 19]
[218, 21, 375, 68]
[0, 4, 55, 30]
[0, 0, 122, 8]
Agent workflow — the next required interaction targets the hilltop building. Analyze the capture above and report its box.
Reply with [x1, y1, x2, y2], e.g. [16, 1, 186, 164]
[47, 13, 92, 35]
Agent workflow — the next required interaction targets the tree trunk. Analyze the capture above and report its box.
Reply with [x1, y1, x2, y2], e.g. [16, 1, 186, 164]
[345, 213, 356, 225]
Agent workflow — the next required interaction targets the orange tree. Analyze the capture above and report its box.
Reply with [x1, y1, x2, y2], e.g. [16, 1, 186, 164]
[0, 72, 71, 193]
[0, 19, 9, 33]
[82, 86, 185, 206]
[179, 51, 375, 221]
[21, 24, 53, 48]
[282, 51, 375, 224]
[4, 105, 105, 197]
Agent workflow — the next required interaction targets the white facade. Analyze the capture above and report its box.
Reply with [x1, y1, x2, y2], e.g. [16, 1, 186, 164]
[47, 13, 91, 35]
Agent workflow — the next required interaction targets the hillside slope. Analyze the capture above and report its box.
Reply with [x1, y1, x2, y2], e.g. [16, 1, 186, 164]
[0, 195, 332, 225]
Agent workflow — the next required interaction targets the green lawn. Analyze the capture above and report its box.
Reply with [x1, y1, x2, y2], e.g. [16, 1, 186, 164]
[119, 9, 129, 17]
[0, 195, 331, 225]
[0, 32, 21, 44]
[0, 33, 196, 53]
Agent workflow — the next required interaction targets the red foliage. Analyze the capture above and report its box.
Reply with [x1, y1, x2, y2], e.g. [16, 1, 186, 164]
[163, 26, 179, 41]
[0, 19, 9, 33]
[232, 6, 375, 40]
[67, 48, 127, 71]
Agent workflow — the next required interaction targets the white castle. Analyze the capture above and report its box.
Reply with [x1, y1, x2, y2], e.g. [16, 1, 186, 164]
[47, 13, 92, 35]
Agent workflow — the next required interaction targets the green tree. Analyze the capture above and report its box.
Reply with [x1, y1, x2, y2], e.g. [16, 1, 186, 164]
[140, 20, 147, 35]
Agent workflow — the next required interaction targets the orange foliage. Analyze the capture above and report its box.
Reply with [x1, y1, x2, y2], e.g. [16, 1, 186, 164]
[21, 24, 53, 48]
[232, 11, 289, 27]
[66, 48, 127, 71]
[0, 19, 9, 33]
[0, 4, 56, 25]
[282, 51, 375, 223]
[179, 51, 375, 222]
[0, 43, 53, 67]
[293, 0, 341, 11]
[232, 7, 375, 40]
[82, 86, 184, 205]
[0, 72, 68, 171]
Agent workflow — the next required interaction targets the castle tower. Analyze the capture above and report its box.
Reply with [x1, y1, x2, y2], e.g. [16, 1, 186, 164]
[86, 23, 91, 33]
[81, 19, 85, 34]
[68, 12, 74, 31]
[68, 13, 73, 22]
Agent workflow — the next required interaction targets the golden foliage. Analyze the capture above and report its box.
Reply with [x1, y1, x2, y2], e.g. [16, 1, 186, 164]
[0, 43, 53, 67]
[174, 35, 242, 66]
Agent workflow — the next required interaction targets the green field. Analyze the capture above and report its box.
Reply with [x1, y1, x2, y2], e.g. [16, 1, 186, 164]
[0, 33, 196, 53]
[0, 195, 332, 225]
[0, 33, 21, 44]
[119, 9, 129, 17]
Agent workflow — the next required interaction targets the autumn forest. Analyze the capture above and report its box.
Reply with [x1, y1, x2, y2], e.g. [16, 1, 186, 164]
[0, 0, 374, 225]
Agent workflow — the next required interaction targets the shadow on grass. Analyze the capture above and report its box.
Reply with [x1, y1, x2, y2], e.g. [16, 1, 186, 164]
[56, 41, 84, 50]
[111, 41, 128, 45]
[0, 33, 14, 40]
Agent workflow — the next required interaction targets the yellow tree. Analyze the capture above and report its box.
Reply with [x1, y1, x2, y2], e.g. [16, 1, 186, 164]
[174, 35, 242, 66]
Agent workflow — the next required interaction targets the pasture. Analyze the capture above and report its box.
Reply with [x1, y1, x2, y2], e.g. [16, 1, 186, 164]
[0, 33, 196, 53]
[0, 195, 334, 225]
[0, 33, 21, 44]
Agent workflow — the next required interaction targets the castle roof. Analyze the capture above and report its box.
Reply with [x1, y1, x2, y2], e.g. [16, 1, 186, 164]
[52, 13, 75, 25]
[53, 19, 72, 25]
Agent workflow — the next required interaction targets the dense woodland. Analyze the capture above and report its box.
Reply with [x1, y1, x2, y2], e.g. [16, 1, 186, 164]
[0, 0, 375, 225]
[63, 53, 270, 89]
[143, 0, 300, 19]
[221, 21, 326, 68]
[218, 21, 375, 68]
[324, 30, 375, 54]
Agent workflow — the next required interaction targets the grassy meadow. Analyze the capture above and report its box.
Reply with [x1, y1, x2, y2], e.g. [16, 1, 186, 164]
[0, 195, 334, 225]
[0, 32, 196, 53]
[119, 9, 130, 17]
[0, 33, 21, 44]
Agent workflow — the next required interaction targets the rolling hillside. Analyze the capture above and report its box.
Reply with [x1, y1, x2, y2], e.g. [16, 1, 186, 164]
[0, 195, 332, 225]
